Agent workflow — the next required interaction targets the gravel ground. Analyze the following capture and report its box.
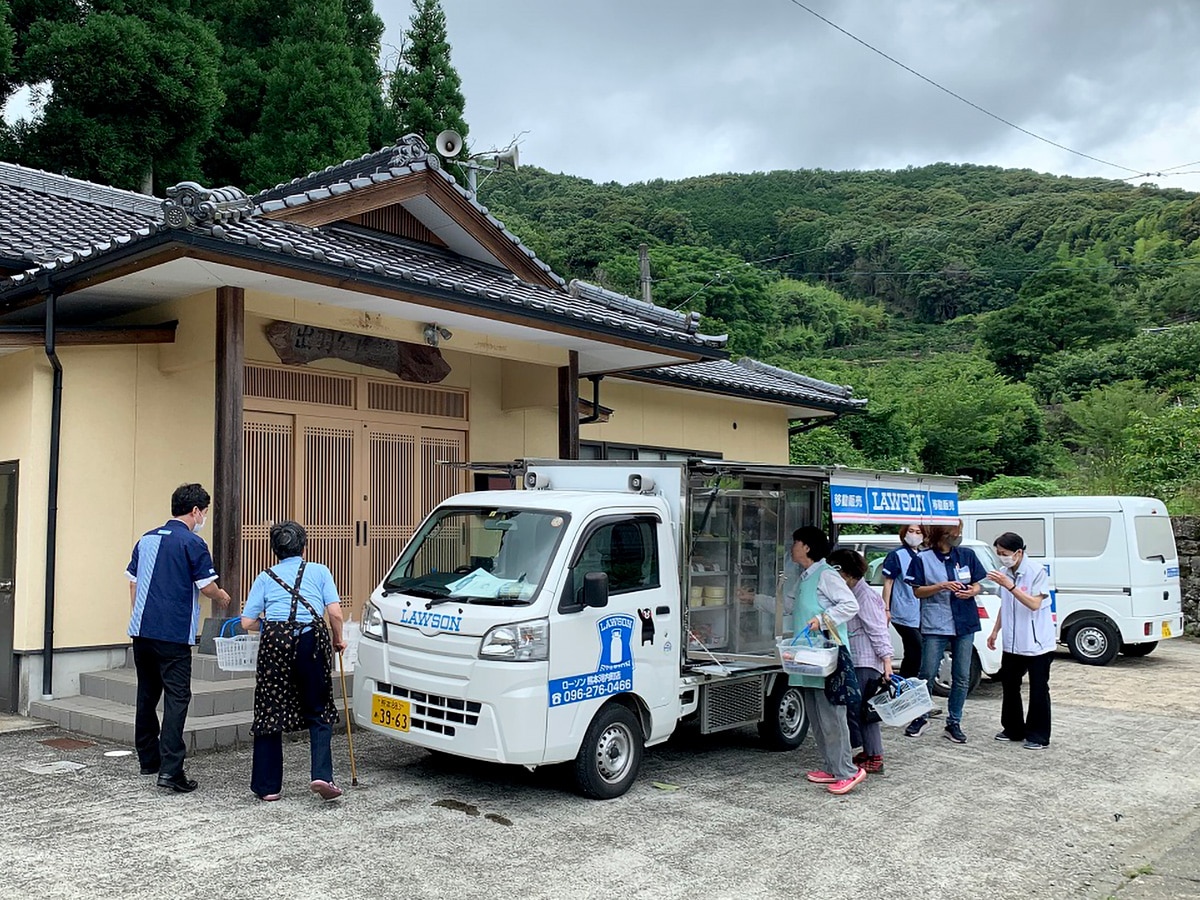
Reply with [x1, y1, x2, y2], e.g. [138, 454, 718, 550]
[5, 639, 1200, 900]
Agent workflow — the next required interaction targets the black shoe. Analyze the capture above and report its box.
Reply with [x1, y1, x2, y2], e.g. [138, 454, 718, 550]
[157, 773, 198, 793]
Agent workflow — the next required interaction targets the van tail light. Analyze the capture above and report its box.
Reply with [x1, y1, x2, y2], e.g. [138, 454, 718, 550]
[977, 606, 988, 619]
[1145, 622, 1152, 636]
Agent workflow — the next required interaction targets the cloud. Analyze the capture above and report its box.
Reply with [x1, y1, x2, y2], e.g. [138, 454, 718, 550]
[376, 0, 1200, 190]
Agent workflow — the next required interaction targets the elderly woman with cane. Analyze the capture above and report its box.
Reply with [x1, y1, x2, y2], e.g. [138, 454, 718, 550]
[241, 520, 347, 802]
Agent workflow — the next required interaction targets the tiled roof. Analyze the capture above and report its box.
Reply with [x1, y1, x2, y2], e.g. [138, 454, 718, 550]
[0, 162, 726, 350]
[624, 358, 866, 413]
[251, 135, 566, 288]
[0, 163, 160, 265]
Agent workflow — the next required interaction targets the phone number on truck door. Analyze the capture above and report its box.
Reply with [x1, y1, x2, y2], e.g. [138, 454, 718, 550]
[548, 671, 633, 707]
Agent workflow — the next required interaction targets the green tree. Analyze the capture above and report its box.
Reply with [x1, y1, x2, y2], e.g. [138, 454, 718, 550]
[17, 0, 223, 191]
[1125, 405, 1200, 514]
[1057, 381, 1165, 493]
[195, 0, 384, 190]
[966, 475, 1062, 500]
[243, 0, 376, 191]
[979, 268, 1134, 378]
[387, 0, 468, 152]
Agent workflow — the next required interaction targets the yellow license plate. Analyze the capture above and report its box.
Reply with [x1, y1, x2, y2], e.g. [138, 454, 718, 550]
[371, 694, 410, 732]
[1162, 621, 1172, 638]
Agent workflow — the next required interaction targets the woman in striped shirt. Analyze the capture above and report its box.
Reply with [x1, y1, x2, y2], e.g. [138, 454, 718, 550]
[828, 548, 894, 774]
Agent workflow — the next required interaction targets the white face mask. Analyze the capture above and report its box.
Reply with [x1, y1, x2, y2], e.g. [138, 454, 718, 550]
[192, 514, 207, 533]
[997, 553, 1016, 568]
[904, 533, 922, 548]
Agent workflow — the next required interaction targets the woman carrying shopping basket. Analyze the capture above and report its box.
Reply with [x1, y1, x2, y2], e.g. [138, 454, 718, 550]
[827, 548, 894, 774]
[789, 526, 865, 796]
[241, 520, 347, 802]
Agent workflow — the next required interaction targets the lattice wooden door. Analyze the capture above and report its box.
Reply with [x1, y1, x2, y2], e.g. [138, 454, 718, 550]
[297, 416, 360, 613]
[241, 412, 294, 606]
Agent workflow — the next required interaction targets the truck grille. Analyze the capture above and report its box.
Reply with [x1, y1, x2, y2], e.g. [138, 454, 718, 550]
[377, 682, 482, 736]
[699, 677, 764, 734]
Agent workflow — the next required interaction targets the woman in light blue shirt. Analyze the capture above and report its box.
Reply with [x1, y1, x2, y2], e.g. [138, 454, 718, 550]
[241, 520, 347, 802]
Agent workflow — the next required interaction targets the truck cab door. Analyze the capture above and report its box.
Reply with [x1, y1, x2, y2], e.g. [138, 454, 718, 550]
[545, 513, 678, 760]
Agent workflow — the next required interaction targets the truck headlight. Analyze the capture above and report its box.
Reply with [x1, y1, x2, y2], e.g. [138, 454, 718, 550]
[479, 618, 549, 661]
[362, 599, 386, 642]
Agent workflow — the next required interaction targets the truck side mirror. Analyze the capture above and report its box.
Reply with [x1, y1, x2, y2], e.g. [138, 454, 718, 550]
[583, 571, 609, 608]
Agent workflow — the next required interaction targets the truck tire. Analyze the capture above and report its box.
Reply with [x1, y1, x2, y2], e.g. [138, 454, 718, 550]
[931, 649, 982, 698]
[1067, 618, 1121, 665]
[758, 680, 809, 750]
[574, 703, 644, 800]
[1120, 640, 1158, 658]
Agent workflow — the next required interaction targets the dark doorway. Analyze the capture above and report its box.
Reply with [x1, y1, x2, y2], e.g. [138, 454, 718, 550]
[0, 462, 16, 713]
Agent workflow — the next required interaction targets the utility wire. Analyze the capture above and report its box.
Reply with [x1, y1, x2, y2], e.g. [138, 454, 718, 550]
[783, 0, 1145, 176]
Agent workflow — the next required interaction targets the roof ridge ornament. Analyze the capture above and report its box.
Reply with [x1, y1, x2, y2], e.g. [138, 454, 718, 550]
[387, 134, 433, 169]
[163, 182, 253, 228]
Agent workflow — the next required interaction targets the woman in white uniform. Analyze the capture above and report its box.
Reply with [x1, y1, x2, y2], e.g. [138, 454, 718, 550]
[986, 531, 1054, 749]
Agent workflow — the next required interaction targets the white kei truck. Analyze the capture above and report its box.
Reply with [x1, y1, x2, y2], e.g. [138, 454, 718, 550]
[352, 460, 961, 798]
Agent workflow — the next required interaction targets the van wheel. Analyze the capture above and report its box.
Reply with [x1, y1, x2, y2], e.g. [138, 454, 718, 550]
[1067, 618, 1120, 665]
[1120, 641, 1158, 658]
[574, 704, 643, 800]
[932, 650, 983, 697]
[758, 680, 809, 750]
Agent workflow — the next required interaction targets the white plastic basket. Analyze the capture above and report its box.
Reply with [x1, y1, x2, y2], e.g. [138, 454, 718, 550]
[867, 678, 933, 726]
[777, 638, 837, 676]
[214, 633, 260, 672]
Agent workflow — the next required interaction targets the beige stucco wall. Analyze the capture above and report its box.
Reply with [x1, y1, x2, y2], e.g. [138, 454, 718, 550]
[6, 293, 217, 651]
[581, 379, 791, 463]
[12, 287, 792, 653]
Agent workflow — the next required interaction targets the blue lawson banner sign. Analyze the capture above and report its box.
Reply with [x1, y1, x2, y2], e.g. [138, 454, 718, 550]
[830, 472, 960, 525]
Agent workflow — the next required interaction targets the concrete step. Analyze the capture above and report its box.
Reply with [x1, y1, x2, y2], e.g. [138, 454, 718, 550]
[80, 668, 259, 717]
[28, 695, 255, 753]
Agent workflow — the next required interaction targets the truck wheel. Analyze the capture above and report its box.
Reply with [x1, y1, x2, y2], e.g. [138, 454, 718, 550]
[758, 680, 808, 750]
[931, 650, 982, 697]
[1120, 641, 1158, 658]
[1067, 618, 1121, 665]
[574, 704, 643, 800]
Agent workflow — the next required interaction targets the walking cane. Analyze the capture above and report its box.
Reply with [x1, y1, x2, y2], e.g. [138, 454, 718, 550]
[337, 650, 359, 786]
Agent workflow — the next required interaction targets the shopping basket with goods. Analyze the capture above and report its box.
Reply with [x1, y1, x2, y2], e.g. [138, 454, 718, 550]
[213, 618, 260, 672]
[867, 676, 933, 726]
[776, 628, 838, 677]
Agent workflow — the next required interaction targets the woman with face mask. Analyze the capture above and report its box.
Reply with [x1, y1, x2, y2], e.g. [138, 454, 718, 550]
[986, 532, 1054, 749]
[880, 524, 925, 679]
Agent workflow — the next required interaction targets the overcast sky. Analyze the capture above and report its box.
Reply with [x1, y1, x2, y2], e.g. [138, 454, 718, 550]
[377, 0, 1200, 191]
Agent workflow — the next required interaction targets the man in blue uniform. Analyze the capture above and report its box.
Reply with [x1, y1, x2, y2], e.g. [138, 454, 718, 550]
[126, 483, 231, 793]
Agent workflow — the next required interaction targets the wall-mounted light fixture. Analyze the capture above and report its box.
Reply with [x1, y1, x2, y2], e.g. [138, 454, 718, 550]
[423, 323, 452, 347]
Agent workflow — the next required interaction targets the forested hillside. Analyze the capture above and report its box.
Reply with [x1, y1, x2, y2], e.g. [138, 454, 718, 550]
[481, 164, 1200, 512]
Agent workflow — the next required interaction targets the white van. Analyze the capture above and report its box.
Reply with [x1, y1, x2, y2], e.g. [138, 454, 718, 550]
[959, 497, 1182, 665]
[837, 535, 1003, 695]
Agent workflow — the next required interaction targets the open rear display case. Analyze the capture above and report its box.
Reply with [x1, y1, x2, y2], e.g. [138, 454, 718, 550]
[685, 473, 820, 663]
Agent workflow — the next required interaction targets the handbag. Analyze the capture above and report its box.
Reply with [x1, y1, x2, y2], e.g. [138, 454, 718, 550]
[820, 613, 862, 708]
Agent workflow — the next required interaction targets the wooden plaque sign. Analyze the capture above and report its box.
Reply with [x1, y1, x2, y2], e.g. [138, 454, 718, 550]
[265, 321, 451, 383]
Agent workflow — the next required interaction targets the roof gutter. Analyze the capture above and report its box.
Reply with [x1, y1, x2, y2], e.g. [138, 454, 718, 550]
[40, 278, 62, 699]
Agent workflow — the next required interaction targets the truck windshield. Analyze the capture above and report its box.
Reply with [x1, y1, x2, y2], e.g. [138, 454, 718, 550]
[383, 507, 569, 604]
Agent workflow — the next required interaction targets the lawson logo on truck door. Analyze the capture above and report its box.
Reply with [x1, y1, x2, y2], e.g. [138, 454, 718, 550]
[548, 614, 635, 707]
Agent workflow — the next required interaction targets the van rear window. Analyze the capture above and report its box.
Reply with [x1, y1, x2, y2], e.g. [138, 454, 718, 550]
[1134, 516, 1177, 562]
[975, 518, 1046, 557]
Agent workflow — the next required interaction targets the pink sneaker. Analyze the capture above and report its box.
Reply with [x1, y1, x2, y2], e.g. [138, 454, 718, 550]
[827, 767, 867, 795]
[805, 770, 838, 784]
[309, 779, 344, 801]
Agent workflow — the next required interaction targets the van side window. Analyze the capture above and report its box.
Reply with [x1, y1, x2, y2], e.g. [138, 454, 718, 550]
[1053, 517, 1112, 558]
[975, 518, 1047, 556]
[565, 516, 661, 609]
[1134, 516, 1177, 562]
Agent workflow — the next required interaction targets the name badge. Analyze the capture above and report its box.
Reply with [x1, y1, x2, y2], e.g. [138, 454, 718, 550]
[954, 565, 971, 583]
